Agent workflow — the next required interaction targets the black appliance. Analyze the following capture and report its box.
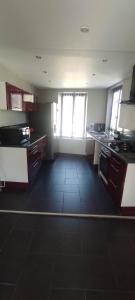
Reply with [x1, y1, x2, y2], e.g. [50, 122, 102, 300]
[109, 140, 135, 153]
[121, 65, 135, 104]
[0, 125, 30, 145]
[99, 146, 111, 185]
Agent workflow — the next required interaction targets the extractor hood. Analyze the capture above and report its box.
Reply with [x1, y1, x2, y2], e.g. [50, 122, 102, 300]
[121, 65, 135, 105]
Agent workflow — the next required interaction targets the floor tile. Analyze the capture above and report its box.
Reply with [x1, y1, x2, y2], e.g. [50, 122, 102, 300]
[50, 288, 85, 300]
[86, 290, 135, 300]
[0, 155, 118, 215]
[0, 284, 15, 300]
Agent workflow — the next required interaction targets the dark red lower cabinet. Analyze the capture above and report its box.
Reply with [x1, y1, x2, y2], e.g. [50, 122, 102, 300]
[107, 153, 127, 207]
[27, 136, 47, 183]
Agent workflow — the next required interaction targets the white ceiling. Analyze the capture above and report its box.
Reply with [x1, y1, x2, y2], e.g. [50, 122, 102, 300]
[0, 0, 135, 88]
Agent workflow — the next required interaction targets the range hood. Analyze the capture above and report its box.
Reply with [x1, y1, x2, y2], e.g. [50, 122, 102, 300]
[121, 65, 135, 105]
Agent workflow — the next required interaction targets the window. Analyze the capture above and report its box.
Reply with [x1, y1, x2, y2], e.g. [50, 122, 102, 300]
[54, 93, 87, 138]
[110, 87, 122, 131]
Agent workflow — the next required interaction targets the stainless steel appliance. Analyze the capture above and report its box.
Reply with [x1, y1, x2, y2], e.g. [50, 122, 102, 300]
[0, 125, 30, 145]
[87, 123, 105, 133]
[99, 146, 111, 184]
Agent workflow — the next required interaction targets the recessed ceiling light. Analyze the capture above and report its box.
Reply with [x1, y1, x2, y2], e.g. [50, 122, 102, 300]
[92, 73, 96, 76]
[43, 71, 48, 74]
[80, 25, 89, 33]
[102, 59, 108, 63]
[48, 80, 51, 83]
[35, 55, 42, 60]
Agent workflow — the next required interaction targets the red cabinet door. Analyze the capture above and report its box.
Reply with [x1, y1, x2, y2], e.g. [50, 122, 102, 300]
[108, 153, 127, 206]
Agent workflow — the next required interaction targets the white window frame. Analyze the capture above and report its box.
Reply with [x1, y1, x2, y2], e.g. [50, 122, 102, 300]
[110, 86, 122, 131]
[56, 92, 87, 139]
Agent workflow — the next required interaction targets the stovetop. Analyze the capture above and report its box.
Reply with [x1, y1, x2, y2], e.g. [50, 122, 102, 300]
[109, 140, 135, 153]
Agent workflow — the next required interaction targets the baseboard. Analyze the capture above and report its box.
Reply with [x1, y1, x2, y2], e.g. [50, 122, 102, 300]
[2, 181, 28, 191]
[121, 207, 135, 216]
[54, 153, 86, 159]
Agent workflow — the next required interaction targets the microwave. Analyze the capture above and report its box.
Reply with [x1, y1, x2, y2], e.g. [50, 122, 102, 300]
[0, 125, 30, 145]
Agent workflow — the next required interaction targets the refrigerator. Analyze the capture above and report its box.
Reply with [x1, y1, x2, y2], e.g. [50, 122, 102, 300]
[28, 102, 56, 160]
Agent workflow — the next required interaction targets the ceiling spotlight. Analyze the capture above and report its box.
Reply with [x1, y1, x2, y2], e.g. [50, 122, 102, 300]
[43, 71, 48, 74]
[48, 80, 51, 83]
[92, 73, 96, 76]
[102, 59, 108, 63]
[35, 55, 42, 60]
[80, 25, 89, 33]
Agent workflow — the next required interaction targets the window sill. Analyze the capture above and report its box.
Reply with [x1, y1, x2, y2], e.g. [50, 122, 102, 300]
[54, 136, 86, 141]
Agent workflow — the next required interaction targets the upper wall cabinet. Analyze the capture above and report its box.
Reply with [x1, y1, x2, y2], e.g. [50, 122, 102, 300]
[0, 81, 38, 112]
[0, 81, 8, 110]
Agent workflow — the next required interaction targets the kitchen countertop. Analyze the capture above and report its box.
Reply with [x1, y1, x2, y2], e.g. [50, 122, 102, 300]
[88, 131, 135, 164]
[0, 133, 47, 148]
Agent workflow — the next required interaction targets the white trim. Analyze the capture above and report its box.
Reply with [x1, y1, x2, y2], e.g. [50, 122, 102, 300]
[0, 210, 135, 220]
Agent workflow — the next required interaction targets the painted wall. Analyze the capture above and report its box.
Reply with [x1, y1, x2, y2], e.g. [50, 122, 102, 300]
[0, 110, 26, 127]
[38, 88, 107, 155]
[0, 63, 36, 126]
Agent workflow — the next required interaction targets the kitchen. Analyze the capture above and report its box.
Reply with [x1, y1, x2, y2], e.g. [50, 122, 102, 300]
[0, 1, 135, 218]
[1, 2, 135, 299]
[1, 63, 135, 216]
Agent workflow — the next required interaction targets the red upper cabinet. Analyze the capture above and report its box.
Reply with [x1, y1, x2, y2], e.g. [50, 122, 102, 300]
[0, 82, 38, 112]
[6, 83, 38, 112]
[23, 93, 38, 112]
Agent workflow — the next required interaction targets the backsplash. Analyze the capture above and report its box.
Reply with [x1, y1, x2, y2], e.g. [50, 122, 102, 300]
[0, 110, 26, 127]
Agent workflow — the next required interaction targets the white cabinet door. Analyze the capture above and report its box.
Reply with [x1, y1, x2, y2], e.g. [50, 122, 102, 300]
[0, 81, 7, 110]
[10, 93, 23, 111]
[0, 147, 28, 182]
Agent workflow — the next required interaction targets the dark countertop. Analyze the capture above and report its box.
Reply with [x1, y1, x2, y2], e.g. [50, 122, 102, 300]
[0, 133, 47, 148]
[88, 132, 135, 164]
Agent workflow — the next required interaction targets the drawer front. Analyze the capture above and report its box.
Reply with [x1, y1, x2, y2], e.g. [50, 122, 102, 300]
[28, 158, 41, 182]
[108, 154, 127, 206]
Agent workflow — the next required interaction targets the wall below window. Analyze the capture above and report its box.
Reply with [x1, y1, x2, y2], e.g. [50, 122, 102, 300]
[38, 88, 107, 155]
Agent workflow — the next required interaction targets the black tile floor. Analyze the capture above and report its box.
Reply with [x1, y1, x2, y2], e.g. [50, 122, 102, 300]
[0, 155, 118, 215]
[0, 213, 135, 299]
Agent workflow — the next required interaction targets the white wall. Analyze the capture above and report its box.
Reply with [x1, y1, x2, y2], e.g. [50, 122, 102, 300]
[0, 63, 37, 127]
[38, 88, 107, 155]
[0, 110, 26, 127]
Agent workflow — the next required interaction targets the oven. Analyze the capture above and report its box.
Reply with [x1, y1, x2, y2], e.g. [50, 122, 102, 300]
[99, 146, 111, 185]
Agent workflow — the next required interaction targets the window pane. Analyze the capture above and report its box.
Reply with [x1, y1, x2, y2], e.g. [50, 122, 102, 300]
[73, 95, 85, 137]
[110, 89, 121, 130]
[62, 95, 73, 137]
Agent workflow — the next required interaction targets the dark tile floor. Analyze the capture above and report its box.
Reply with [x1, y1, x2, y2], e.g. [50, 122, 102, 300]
[0, 213, 135, 299]
[0, 155, 118, 215]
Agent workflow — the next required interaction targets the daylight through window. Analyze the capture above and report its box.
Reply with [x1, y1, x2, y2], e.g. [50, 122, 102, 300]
[53, 93, 87, 138]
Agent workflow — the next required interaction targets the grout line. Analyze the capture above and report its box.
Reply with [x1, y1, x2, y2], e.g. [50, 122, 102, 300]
[0, 209, 135, 220]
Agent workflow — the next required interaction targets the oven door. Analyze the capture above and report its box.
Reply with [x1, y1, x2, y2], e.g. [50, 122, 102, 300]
[99, 151, 109, 184]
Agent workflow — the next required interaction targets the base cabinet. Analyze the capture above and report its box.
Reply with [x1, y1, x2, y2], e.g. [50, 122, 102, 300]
[0, 136, 47, 190]
[27, 137, 47, 183]
[107, 153, 127, 206]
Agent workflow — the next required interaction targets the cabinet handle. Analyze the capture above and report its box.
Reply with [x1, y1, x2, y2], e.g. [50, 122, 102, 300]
[110, 164, 119, 173]
[109, 179, 118, 190]
[32, 160, 39, 168]
[101, 152, 107, 159]
[112, 157, 121, 166]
